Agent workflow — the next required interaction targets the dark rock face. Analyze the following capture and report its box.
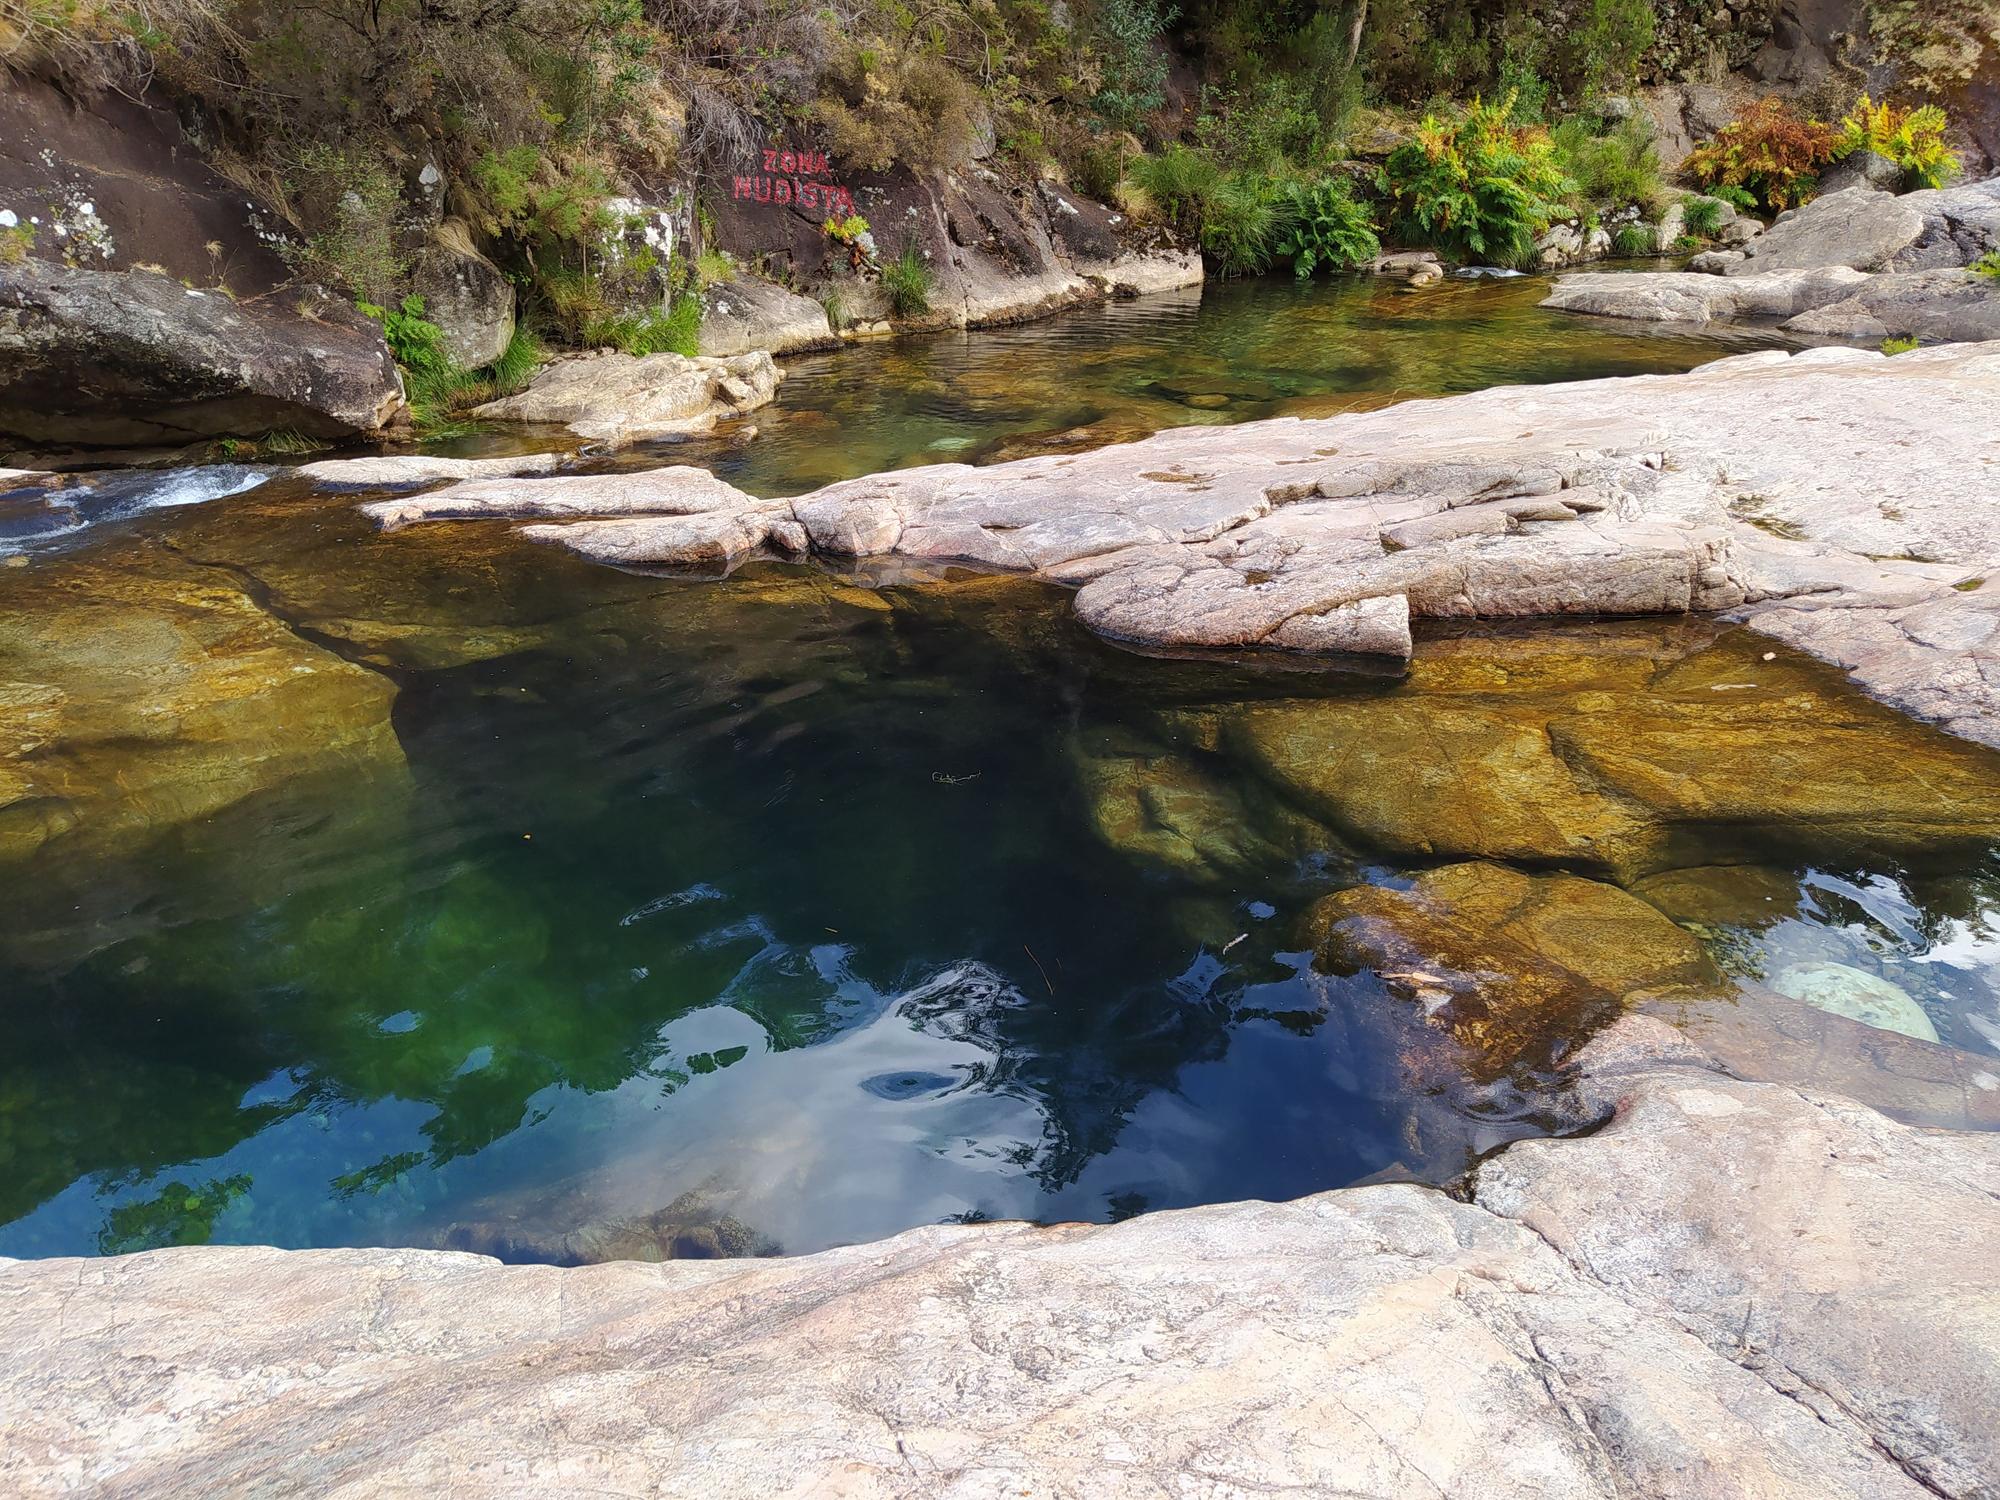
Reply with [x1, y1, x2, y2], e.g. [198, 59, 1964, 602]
[0, 75, 295, 297]
[0, 260, 404, 449]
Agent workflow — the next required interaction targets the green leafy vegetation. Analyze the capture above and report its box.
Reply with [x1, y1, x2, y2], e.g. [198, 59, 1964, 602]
[1610, 222, 1655, 258]
[1881, 335, 1921, 354]
[1200, 173, 1287, 277]
[359, 294, 475, 425]
[1273, 177, 1380, 277]
[1550, 114, 1665, 217]
[0, 222, 32, 264]
[880, 244, 934, 317]
[1834, 95, 1960, 190]
[1128, 145, 1225, 236]
[1377, 92, 1574, 268]
[584, 295, 702, 356]
[1682, 196, 1726, 239]
[1974, 250, 2000, 283]
[486, 327, 546, 394]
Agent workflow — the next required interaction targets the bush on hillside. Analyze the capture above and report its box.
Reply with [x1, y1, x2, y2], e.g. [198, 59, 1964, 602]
[1376, 92, 1574, 267]
[1200, 173, 1287, 276]
[1550, 113, 1665, 216]
[1127, 145, 1225, 235]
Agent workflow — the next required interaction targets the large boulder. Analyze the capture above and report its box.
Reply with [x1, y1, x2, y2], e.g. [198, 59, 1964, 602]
[1727, 176, 2000, 277]
[407, 221, 515, 368]
[1541, 264, 1872, 323]
[698, 275, 835, 357]
[1781, 267, 2000, 342]
[0, 74, 294, 297]
[470, 349, 780, 445]
[0, 261, 403, 448]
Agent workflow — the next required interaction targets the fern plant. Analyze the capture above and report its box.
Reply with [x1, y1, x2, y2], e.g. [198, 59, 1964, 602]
[1376, 92, 1575, 268]
[1274, 178, 1380, 277]
[1833, 95, 1959, 190]
[1686, 98, 1839, 213]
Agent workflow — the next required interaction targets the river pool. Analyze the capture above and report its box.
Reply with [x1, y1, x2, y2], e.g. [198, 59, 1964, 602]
[3, 272, 1996, 1263]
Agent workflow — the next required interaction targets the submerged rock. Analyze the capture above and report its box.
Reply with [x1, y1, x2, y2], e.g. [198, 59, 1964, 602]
[1079, 624, 2000, 888]
[471, 349, 781, 445]
[0, 544, 404, 861]
[0, 261, 403, 448]
[10, 1022, 1991, 1497]
[1770, 961, 1941, 1042]
[1307, 862, 1718, 1074]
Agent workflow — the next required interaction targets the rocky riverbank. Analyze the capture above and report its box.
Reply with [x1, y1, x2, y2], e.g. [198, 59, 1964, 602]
[3, 1013, 1994, 1498]
[1544, 177, 2000, 343]
[352, 339, 2000, 748]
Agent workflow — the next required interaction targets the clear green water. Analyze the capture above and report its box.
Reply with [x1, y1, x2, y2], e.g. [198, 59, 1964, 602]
[467, 272, 1799, 496]
[4, 273, 1996, 1265]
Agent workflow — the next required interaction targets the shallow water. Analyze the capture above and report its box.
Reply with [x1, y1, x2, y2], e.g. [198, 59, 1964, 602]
[458, 271, 1798, 497]
[3, 274, 1996, 1265]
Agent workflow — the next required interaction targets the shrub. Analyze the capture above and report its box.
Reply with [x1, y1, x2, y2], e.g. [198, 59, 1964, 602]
[1881, 335, 1921, 354]
[1089, 0, 1173, 130]
[1834, 95, 1960, 190]
[1127, 145, 1224, 235]
[1610, 222, 1655, 257]
[1685, 98, 1840, 214]
[485, 327, 545, 394]
[819, 287, 846, 331]
[1561, 0, 1655, 96]
[1201, 173, 1287, 276]
[583, 294, 701, 356]
[881, 244, 933, 317]
[1551, 114, 1665, 216]
[1974, 250, 2000, 282]
[1072, 142, 1127, 203]
[1682, 196, 1726, 239]
[815, 41, 981, 171]
[286, 146, 405, 302]
[1193, 76, 1324, 173]
[1376, 92, 1575, 268]
[1274, 177, 1380, 277]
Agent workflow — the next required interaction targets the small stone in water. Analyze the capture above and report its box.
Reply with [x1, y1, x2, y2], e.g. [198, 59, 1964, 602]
[1770, 962, 1939, 1043]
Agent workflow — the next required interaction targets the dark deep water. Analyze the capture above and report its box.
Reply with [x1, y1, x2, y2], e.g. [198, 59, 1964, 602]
[4, 272, 1996, 1264]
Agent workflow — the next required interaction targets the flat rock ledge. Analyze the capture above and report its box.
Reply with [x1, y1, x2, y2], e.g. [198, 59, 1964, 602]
[4, 1016, 1996, 1498]
[358, 342, 2000, 747]
[469, 348, 781, 446]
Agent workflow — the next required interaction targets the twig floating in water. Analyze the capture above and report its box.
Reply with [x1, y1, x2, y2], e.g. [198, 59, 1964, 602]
[932, 771, 982, 785]
[1023, 944, 1055, 996]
